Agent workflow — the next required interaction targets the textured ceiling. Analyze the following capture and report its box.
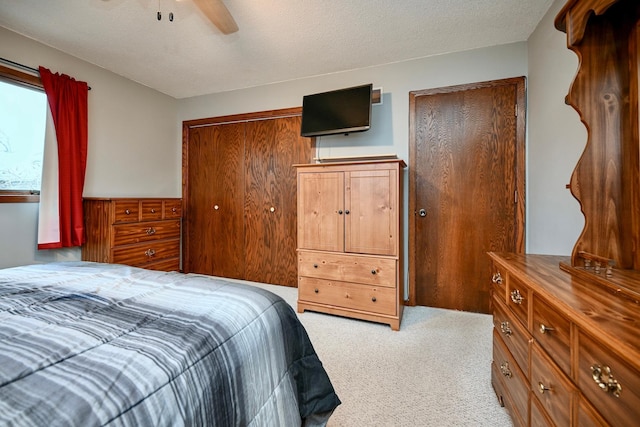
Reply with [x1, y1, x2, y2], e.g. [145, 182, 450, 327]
[0, 0, 554, 99]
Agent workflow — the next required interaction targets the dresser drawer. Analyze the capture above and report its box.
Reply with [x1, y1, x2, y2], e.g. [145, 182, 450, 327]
[298, 251, 396, 287]
[578, 331, 640, 427]
[113, 200, 140, 223]
[492, 329, 529, 426]
[298, 276, 396, 316]
[112, 238, 180, 266]
[532, 294, 571, 377]
[493, 295, 530, 376]
[113, 220, 181, 246]
[530, 342, 575, 427]
[577, 396, 609, 427]
[491, 262, 507, 301]
[140, 200, 163, 221]
[164, 199, 182, 218]
[530, 395, 554, 427]
[506, 274, 529, 329]
[143, 257, 180, 272]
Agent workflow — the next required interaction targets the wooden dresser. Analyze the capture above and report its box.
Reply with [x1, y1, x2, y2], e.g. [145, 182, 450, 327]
[295, 159, 405, 330]
[489, 252, 640, 426]
[82, 198, 182, 271]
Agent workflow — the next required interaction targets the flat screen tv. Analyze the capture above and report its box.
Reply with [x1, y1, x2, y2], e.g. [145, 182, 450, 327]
[300, 84, 372, 137]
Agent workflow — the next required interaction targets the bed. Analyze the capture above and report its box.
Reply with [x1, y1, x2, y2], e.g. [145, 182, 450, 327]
[0, 262, 340, 426]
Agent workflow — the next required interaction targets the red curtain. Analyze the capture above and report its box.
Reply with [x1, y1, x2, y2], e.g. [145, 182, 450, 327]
[37, 66, 89, 249]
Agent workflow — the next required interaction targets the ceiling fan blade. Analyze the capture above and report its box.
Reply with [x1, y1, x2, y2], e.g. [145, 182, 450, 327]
[192, 0, 238, 34]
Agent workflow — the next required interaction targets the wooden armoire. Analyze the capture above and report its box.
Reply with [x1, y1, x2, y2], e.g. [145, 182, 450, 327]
[182, 108, 314, 287]
[295, 159, 406, 330]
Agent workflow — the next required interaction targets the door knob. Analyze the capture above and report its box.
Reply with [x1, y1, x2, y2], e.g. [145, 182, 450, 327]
[418, 209, 426, 217]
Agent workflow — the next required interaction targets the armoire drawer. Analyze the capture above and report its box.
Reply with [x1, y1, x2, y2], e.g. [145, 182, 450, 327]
[493, 295, 530, 376]
[531, 342, 574, 427]
[532, 293, 571, 377]
[298, 251, 396, 287]
[112, 238, 180, 266]
[298, 276, 396, 316]
[113, 220, 181, 246]
[492, 329, 529, 426]
[578, 331, 640, 427]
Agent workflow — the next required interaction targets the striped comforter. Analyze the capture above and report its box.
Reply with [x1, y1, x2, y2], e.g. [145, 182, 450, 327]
[0, 262, 340, 426]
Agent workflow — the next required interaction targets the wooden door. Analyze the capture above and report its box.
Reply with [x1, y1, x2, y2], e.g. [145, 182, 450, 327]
[297, 170, 345, 253]
[409, 78, 525, 313]
[244, 116, 313, 287]
[345, 168, 398, 256]
[184, 123, 245, 278]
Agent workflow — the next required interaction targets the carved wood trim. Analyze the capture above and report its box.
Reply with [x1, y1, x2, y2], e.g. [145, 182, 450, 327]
[556, 0, 640, 269]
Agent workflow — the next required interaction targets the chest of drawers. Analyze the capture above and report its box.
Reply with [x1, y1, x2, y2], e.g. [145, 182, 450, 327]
[489, 252, 640, 426]
[82, 198, 182, 271]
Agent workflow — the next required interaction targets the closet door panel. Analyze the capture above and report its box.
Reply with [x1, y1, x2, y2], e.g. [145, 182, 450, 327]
[186, 123, 245, 278]
[244, 116, 311, 287]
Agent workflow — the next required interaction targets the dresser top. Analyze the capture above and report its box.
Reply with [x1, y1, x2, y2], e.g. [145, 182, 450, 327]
[489, 252, 640, 365]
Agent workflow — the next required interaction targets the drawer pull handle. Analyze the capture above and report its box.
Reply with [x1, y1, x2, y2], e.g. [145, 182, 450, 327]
[591, 364, 622, 398]
[172, 207, 177, 213]
[510, 289, 523, 305]
[500, 362, 512, 378]
[345, 209, 350, 215]
[125, 209, 131, 215]
[539, 324, 555, 334]
[338, 210, 343, 215]
[146, 227, 156, 235]
[314, 288, 319, 294]
[492, 272, 503, 284]
[150, 208, 156, 213]
[371, 270, 377, 275]
[313, 264, 318, 268]
[145, 249, 156, 257]
[371, 296, 377, 302]
[214, 205, 220, 210]
[538, 382, 551, 394]
[500, 321, 512, 337]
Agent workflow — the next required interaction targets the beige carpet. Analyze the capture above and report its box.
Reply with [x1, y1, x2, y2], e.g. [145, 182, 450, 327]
[245, 281, 512, 427]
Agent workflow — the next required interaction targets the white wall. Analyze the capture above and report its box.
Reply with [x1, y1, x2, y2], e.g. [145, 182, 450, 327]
[0, 27, 179, 268]
[526, 0, 585, 255]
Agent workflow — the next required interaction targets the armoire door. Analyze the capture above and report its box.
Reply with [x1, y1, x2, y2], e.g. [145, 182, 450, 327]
[184, 123, 245, 279]
[243, 115, 313, 287]
[297, 171, 345, 252]
[345, 168, 398, 256]
[409, 77, 525, 313]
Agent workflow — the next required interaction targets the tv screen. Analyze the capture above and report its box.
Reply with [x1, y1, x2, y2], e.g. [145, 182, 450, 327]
[300, 84, 372, 137]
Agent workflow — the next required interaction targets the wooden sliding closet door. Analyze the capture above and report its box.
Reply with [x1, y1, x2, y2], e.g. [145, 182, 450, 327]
[183, 108, 314, 287]
[184, 123, 245, 279]
[244, 116, 312, 287]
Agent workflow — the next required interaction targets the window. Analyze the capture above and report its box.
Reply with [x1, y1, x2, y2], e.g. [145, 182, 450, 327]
[0, 64, 46, 203]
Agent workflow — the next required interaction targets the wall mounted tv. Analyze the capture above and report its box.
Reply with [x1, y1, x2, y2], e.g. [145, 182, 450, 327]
[300, 83, 373, 137]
